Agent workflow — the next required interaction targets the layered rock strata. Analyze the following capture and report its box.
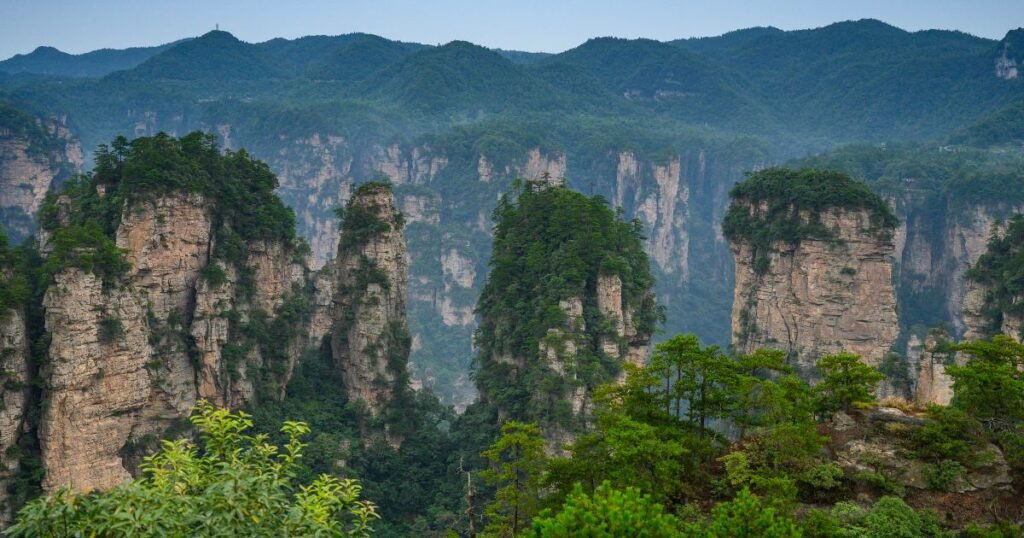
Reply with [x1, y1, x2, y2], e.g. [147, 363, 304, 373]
[730, 207, 899, 371]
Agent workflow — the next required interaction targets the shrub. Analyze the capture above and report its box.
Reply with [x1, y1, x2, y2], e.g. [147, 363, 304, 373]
[199, 263, 228, 287]
[911, 405, 982, 464]
[923, 460, 966, 491]
[705, 488, 802, 538]
[532, 481, 680, 537]
[98, 315, 124, 344]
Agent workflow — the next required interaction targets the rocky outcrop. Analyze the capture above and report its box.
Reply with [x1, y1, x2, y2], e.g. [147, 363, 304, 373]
[38, 192, 313, 495]
[331, 184, 410, 415]
[995, 32, 1021, 80]
[730, 207, 899, 371]
[0, 306, 30, 524]
[596, 274, 650, 368]
[962, 281, 995, 342]
[909, 332, 964, 406]
[828, 407, 1020, 527]
[0, 112, 82, 242]
[520, 148, 566, 183]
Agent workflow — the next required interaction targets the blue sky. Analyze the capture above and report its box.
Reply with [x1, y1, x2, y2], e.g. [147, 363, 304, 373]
[1, 0, 1020, 59]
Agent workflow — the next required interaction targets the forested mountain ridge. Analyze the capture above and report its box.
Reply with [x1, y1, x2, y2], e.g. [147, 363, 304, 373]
[0, 41, 184, 78]
[1, 19, 1022, 408]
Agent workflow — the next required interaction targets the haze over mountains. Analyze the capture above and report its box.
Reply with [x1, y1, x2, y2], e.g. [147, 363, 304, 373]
[1, 18, 1022, 405]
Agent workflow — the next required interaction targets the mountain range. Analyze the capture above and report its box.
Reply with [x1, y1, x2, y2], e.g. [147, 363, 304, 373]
[1, 18, 1022, 406]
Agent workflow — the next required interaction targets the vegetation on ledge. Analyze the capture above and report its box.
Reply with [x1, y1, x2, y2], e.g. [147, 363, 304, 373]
[473, 179, 660, 429]
[722, 167, 897, 273]
[336, 180, 403, 252]
[37, 131, 297, 283]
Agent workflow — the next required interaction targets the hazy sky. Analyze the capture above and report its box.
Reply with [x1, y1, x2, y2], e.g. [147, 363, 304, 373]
[1, 0, 1020, 59]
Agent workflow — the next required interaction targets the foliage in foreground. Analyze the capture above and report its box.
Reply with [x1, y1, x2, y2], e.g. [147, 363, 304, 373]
[6, 401, 378, 537]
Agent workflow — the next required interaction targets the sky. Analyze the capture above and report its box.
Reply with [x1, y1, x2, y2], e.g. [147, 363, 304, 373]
[1, 0, 1020, 59]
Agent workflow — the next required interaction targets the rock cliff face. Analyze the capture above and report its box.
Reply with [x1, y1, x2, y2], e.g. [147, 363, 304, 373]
[891, 202, 1024, 404]
[38, 192, 313, 494]
[331, 184, 410, 415]
[730, 206, 899, 371]
[614, 152, 691, 284]
[0, 111, 82, 242]
[958, 215, 1024, 342]
[538, 275, 654, 419]
[0, 306, 31, 524]
[596, 274, 651, 368]
[40, 269, 152, 492]
[894, 202, 1024, 338]
[994, 31, 1021, 80]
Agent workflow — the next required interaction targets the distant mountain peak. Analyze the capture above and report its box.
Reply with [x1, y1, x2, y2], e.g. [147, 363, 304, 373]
[437, 40, 495, 53]
[1001, 28, 1024, 48]
[197, 29, 241, 42]
[108, 28, 277, 81]
[426, 40, 512, 65]
[30, 46, 64, 55]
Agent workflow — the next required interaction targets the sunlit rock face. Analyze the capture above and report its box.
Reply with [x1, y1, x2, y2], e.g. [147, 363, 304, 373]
[730, 206, 899, 372]
[39, 192, 310, 495]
